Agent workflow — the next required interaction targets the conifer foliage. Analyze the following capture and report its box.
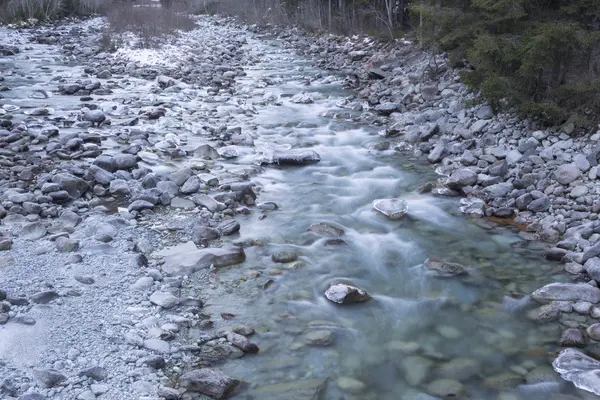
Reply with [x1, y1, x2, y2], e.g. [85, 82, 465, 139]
[412, 0, 600, 128]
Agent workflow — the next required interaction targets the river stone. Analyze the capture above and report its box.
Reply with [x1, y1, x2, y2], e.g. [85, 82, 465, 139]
[144, 338, 170, 353]
[181, 175, 200, 194]
[219, 220, 240, 236]
[83, 110, 106, 124]
[179, 368, 239, 399]
[271, 150, 321, 166]
[427, 142, 445, 163]
[129, 200, 154, 212]
[477, 105, 494, 119]
[226, 331, 259, 353]
[52, 173, 89, 199]
[553, 348, 600, 396]
[583, 243, 600, 263]
[584, 258, 600, 281]
[253, 378, 326, 400]
[372, 198, 408, 219]
[307, 222, 344, 237]
[423, 257, 468, 277]
[403, 355, 433, 386]
[426, 379, 465, 398]
[437, 358, 480, 380]
[194, 144, 220, 160]
[202, 342, 244, 359]
[56, 237, 79, 253]
[20, 222, 46, 240]
[149, 291, 179, 309]
[324, 283, 370, 304]
[192, 225, 221, 245]
[272, 251, 298, 263]
[304, 330, 334, 346]
[30, 290, 59, 304]
[447, 168, 478, 189]
[334, 377, 365, 393]
[555, 164, 581, 185]
[163, 246, 246, 276]
[484, 372, 524, 390]
[587, 324, 600, 341]
[560, 328, 587, 347]
[193, 194, 222, 212]
[483, 182, 513, 198]
[33, 369, 67, 388]
[532, 283, 600, 304]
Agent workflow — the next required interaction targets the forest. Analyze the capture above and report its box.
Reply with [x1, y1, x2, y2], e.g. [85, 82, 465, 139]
[1, 0, 599, 128]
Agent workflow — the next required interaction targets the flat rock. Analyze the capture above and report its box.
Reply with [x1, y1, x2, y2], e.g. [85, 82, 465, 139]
[372, 198, 408, 219]
[553, 348, 600, 396]
[424, 257, 468, 277]
[149, 291, 179, 309]
[20, 222, 47, 240]
[162, 245, 246, 276]
[252, 378, 327, 400]
[307, 222, 344, 237]
[144, 338, 171, 353]
[304, 330, 334, 346]
[30, 290, 59, 304]
[271, 150, 321, 166]
[532, 283, 600, 304]
[179, 368, 239, 399]
[324, 283, 370, 304]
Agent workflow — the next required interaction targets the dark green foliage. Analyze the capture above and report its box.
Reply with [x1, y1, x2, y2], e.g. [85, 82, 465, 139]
[413, 0, 600, 130]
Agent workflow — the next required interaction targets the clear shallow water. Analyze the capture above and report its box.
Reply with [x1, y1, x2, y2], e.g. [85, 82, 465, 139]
[195, 38, 584, 399]
[0, 26, 586, 400]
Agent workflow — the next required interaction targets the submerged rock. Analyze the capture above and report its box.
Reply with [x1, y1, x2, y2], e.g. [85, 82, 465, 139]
[252, 378, 327, 400]
[532, 283, 600, 304]
[307, 222, 344, 237]
[372, 198, 408, 219]
[179, 368, 239, 399]
[324, 283, 370, 304]
[553, 348, 600, 396]
[423, 257, 468, 277]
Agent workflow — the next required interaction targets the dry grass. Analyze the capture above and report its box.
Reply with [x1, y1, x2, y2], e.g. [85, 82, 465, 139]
[0, 0, 103, 22]
[105, 1, 197, 48]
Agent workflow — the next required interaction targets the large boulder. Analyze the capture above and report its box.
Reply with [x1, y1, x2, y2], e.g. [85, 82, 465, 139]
[179, 368, 239, 399]
[532, 283, 600, 304]
[553, 348, 600, 396]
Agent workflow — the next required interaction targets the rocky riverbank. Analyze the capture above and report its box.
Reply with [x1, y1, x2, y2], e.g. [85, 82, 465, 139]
[2, 12, 600, 400]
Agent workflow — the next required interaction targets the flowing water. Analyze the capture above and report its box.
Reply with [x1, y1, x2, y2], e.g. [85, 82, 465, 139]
[0, 25, 587, 400]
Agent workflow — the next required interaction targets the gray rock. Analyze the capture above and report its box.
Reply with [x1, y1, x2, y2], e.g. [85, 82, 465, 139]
[553, 348, 600, 396]
[144, 338, 171, 353]
[555, 164, 581, 185]
[587, 323, 600, 341]
[427, 143, 445, 164]
[252, 378, 326, 400]
[17, 393, 45, 400]
[149, 291, 179, 309]
[226, 332, 259, 353]
[583, 242, 600, 263]
[575, 153, 591, 171]
[372, 198, 408, 219]
[271, 252, 298, 263]
[571, 185, 589, 198]
[89, 165, 114, 185]
[527, 196, 550, 212]
[483, 182, 513, 199]
[30, 290, 59, 304]
[193, 194, 222, 212]
[20, 222, 47, 240]
[162, 246, 246, 276]
[74, 275, 95, 284]
[180, 176, 200, 194]
[157, 386, 180, 399]
[179, 368, 239, 399]
[83, 110, 106, 124]
[426, 379, 465, 398]
[113, 153, 137, 170]
[79, 366, 108, 381]
[304, 330, 334, 346]
[109, 179, 130, 197]
[447, 168, 477, 189]
[272, 150, 321, 166]
[219, 220, 240, 236]
[532, 283, 600, 303]
[192, 225, 221, 245]
[324, 283, 370, 304]
[55, 237, 79, 253]
[129, 200, 154, 212]
[52, 173, 89, 199]
[33, 369, 67, 388]
[194, 144, 220, 160]
[307, 222, 344, 237]
[424, 257, 468, 277]
[476, 105, 493, 120]
[560, 328, 586, 347]
[585, 258, 600, 281]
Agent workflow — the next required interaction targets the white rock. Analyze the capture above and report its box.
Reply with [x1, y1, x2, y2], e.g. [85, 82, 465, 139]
[149, 291, 179, 309]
